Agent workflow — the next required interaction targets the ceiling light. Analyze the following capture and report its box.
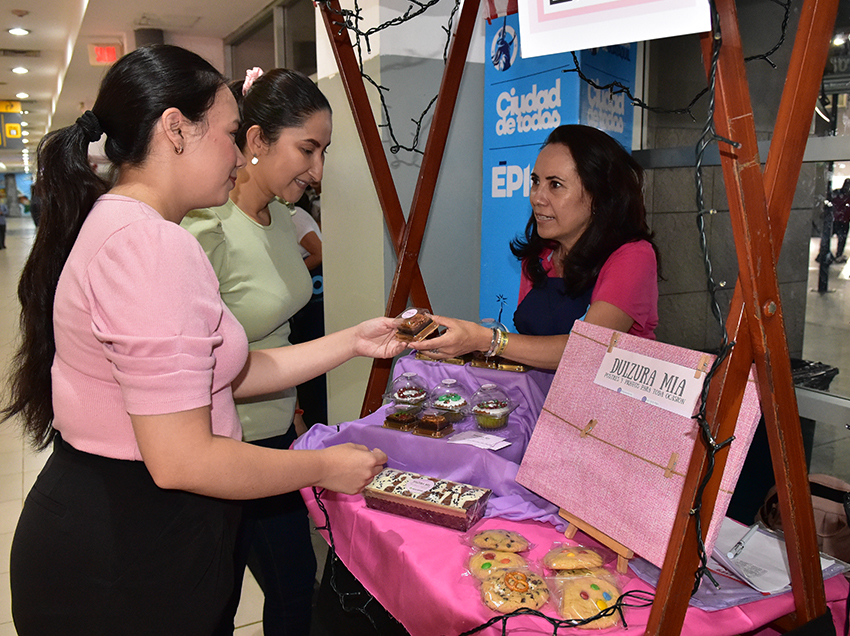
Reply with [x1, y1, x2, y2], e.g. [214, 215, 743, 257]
[8, 28, 29, 36]
[15, 92, 28, 99]
[12, 67, 28, 74]
[22, 110, 28, 114]
[22, 138, 28, 143]
[21, 130, 28, 136]
[20, 121, 27, 127]
[834, 35, 846, 46]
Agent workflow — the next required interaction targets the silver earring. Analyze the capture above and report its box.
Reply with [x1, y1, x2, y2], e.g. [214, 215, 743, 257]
[175, 145, 183, 155]
[251, 156, 258, 165]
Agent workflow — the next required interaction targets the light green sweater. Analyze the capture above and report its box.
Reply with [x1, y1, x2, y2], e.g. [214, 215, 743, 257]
[182, 198, 312, 441]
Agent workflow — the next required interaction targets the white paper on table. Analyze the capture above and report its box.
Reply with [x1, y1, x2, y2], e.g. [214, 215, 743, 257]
[447, 431, 512, 451]
[710, 517, 835, 594]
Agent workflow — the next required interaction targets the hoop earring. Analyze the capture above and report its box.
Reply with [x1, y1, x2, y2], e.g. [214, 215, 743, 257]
[174, 145, 183, 155]
[251, 156, 259, 165]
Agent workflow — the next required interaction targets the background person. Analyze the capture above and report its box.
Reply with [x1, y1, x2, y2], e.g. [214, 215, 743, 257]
[182, 67, 330, 636]
[410, 124, 659, 369]
[4, 45, 402, 636]
[289, 201, 327, 428]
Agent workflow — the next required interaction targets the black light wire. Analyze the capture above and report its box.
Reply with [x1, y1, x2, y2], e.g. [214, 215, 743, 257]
[318, 0, 461, 155]
[688, 0, 740, 596]
[456, 591, 656, 636]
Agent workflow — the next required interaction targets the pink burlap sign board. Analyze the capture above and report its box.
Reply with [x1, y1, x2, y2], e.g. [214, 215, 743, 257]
[516, 321, 761, 568]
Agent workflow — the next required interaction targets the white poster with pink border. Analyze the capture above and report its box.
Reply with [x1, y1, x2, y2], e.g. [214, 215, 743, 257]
[518, 0, 711, 59]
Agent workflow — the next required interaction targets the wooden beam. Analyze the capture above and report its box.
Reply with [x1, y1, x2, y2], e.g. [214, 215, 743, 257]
[360, 0, 483, 415]
[318, 0, 431, 311]
[646, 0, 836, 630]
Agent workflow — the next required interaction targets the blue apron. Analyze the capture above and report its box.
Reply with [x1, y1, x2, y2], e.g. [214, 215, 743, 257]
[513, 276, 593, 336]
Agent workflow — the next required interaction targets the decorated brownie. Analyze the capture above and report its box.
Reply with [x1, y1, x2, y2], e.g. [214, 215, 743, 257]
[384, 407, 418, 431]
[394, 308, 439, 342]
[413, 409, 454, 438]
[417, 410, 450, 431]
[364, 468, 491, 530]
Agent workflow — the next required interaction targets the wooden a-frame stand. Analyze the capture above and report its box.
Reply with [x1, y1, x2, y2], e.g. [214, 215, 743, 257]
[560, 508, 635, 575]
[318, 0, 841, 629]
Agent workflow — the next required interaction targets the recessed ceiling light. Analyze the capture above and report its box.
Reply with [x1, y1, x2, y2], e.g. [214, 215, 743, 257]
[12, 67, 28, 74]
[20, 121, 27, 127]
[15, 92, 28, 99]
[22, 138, 28, 143]
[834, 35, 846, 46]
[8, 28, 29, 36]
[21, 130, 28, 136]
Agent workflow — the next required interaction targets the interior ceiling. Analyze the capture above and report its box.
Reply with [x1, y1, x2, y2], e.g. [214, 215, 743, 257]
[3, 0, 850, 177]
[0, 0, 271, 174]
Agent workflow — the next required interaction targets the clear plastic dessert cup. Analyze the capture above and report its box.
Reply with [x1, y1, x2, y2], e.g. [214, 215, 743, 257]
[428, 378, 471, 423]
[471, 383, 515, 430]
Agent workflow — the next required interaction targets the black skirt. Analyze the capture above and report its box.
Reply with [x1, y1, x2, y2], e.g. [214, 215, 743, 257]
[11, 435, 241, 636]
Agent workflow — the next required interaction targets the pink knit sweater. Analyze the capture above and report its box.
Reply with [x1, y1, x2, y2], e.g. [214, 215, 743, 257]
[51, 195, 248, 460]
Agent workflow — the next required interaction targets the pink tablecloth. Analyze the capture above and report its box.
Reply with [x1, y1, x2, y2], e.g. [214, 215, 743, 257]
[303, 489, 848, 636]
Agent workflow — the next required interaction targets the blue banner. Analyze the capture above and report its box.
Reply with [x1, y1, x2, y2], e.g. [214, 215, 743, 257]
[481, 13, 636, 330]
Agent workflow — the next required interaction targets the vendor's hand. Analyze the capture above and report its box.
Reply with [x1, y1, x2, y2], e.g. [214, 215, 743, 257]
[353, 317, 407, 359]
[316, 443, 388, 494]
[407, 315, 492, 359]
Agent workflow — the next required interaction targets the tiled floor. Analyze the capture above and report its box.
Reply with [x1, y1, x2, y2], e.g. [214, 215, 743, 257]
[0, 217, 46, 636]
[804, 237, 850, 482]
[0, 217, 329, 635]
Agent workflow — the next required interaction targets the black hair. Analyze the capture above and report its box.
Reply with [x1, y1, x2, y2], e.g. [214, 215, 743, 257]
[4, 44, 226, 449]
[510, 124, 659, 297]
[230, 68, 331, 151]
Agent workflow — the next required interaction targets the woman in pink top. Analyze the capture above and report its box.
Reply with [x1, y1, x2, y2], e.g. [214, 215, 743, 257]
[2, 45, 404, 636]
[410, 125, 659, 369]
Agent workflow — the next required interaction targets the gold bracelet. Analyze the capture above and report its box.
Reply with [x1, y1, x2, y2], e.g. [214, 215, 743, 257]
[495, 330, 509, 357]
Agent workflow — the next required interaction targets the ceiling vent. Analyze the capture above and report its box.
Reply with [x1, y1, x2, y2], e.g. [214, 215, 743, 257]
[0, 49, 40, 58]
[135, 14, 201, 30]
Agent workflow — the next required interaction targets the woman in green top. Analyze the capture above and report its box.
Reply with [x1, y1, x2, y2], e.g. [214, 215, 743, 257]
[182, 67, 331, 636]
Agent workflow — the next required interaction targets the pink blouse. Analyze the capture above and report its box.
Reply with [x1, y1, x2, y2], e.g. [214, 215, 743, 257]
[518, 240, 658, 339]
[51, 195, 248, 460]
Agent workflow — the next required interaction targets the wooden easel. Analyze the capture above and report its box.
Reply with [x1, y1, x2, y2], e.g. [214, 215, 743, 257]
[318, 0, 841, 630]
[560, 509, 634, 574]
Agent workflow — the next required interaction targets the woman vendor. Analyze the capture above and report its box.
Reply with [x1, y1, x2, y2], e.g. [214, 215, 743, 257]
[409, 124, 659, 370]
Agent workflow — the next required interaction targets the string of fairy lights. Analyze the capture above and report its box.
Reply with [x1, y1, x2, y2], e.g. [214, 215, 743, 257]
[319, 0, 461, 155]
[310, 0, 793, 628]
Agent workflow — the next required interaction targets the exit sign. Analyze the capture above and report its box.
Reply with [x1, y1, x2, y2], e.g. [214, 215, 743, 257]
[88, 43, 123, 66]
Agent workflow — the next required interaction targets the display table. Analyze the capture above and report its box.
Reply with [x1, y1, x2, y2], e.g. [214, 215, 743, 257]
[298, 489, 848, 636]
[295, 355, 848, 634]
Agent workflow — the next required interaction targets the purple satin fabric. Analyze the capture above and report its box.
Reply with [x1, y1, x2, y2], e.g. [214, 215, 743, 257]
[293, 353, 564, 527]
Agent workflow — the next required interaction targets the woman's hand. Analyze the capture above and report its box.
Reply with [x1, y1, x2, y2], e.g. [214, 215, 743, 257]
[406, 315, 492, 359]
[353, 316, 408, 359]
[315, 444, 388, 494]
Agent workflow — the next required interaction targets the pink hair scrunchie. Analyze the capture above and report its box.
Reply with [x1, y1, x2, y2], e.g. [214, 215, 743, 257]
[243, 67, 264, 95]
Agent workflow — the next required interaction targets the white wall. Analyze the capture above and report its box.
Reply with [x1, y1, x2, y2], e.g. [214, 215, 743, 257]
[315, 1, 487, 423]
